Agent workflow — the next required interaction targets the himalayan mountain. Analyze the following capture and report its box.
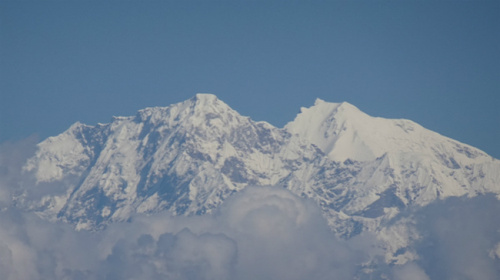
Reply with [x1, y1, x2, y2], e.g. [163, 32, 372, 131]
[19, 93, 500, 264]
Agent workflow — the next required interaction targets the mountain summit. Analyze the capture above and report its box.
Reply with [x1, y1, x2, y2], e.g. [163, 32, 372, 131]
[286, 99, 492, 163]
[21, 94, 500, 262]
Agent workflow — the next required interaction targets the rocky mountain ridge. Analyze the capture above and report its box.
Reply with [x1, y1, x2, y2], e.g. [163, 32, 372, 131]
[20, 93, 500, 263]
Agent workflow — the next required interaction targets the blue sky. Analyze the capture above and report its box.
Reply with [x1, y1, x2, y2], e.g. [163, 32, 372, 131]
[1, 1, 499, 159]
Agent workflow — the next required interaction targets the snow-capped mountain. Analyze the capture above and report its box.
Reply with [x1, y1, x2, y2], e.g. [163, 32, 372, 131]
[21, 94, 320, 229]
[20, 94, 500, 262]
[286, 98, 499, 218]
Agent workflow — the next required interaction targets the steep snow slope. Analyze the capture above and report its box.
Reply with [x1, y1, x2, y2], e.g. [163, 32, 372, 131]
[286, 98, 493, 163]
[20, 94, 500, 262]
[286, 99, 499, 205]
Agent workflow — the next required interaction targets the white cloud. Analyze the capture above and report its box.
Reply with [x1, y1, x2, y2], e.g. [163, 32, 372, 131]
[411, 194, 500, 280]
[1, 137, 499, 279]
[392, 262, 430, 280]
[0, 185, 376, 280]
[96, 186, 373, 280]
[0, 136, 38, 209]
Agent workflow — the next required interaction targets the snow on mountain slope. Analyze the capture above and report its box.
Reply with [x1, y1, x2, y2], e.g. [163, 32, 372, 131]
[285, 99, 500, 206]
[286, 98, 493, 163]
[20, 94, 500, 262]
[284, 98, 500, 262]
[21, 94, 322, 230]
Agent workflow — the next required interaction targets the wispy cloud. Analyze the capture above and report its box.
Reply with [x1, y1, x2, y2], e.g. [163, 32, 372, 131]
[0, 135, 38, 208]
[412, 194, 500, 280]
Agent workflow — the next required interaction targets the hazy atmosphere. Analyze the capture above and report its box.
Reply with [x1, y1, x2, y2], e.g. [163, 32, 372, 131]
[1, 1, 499, 280]
[1, 0, 499, 159]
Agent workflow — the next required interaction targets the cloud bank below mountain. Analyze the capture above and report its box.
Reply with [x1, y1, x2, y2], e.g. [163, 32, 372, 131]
[1, 132, 499, 280]
[1, 141, 376, 279]
[0, 184, 377, 279]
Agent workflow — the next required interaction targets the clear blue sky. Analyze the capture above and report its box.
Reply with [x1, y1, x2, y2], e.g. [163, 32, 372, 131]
[1, 1, 499, 159]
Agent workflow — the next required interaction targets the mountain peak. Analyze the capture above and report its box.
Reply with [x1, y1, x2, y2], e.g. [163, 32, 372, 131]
[310, 98, 340, 111]
[20, 93, 500, 262]
[287, 99, 375, 161]
[194, 93, 218, 101]
[133, 94, 239, 127]
[189, 93, 230, 112]
[185, 93, 240, 122]
[287, 98, 493, 165]
[188, 93, 229, 108]
[190, 93, 222, 107]
[307, 99, 362, 117]
[313, 98, 326, 106]
[15, 94, 500, 277]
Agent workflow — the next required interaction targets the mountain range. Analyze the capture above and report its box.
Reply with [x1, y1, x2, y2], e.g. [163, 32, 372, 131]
[20, 93, 500, 264]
